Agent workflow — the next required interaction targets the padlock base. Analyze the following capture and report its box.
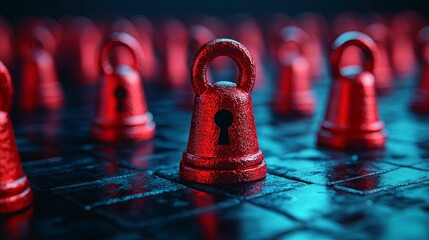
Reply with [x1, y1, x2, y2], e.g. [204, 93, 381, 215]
[0, 177, 33, 214]
[179, 160, 266, 184]
[91, 113, 156, 142]
[317, 128, 386, 150]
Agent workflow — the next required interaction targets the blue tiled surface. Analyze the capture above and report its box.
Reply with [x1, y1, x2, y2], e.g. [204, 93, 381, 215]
[1, 75, 428, 239]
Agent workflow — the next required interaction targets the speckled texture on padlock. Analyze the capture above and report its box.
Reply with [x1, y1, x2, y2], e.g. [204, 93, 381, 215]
[0, 62, 33, 213]
[180, 38, 266, 184]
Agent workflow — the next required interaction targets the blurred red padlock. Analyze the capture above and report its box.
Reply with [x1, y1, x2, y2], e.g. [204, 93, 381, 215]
[411, 26, 429, 113]
[67, 16, 102, 85]
[19, 26, 64, 111]
[156, 17, 189, 89]
[267, 13, 291, 63]
[274, 26, 315, 115]
[365, 22, 392, 93]
[91, 32, 155, 142]
[110, 19, 145, 76]
[180, 38, 266, 184]
[390, 11, 426, 77]
[317, 32, 386, 150]
[0, 16, 14, 68]
[0, 62, 33, 213]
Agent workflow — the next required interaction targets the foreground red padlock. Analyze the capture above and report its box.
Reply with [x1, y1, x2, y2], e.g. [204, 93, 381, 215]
[180, 38, 266, 184]
[91, 32, 155, 142]
[0, 62, 33, 213]
[411, 26, 429, 113]
[317, 32, 386, 150]
[19, 26, 64, 111]
[274, 26, 315, 115]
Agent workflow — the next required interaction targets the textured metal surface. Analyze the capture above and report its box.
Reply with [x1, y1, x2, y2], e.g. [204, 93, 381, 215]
[317, 32, 386, 150]
[91, 32, 155, 142]
[180, 38, 266, 184]
[0, 62, 33, 214]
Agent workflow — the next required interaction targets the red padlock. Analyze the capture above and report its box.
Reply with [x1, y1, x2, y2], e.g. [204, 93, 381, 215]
[91, 32, 155, 142]
[110, 19, 145, 76]
[410, 26, 429, 113]
[67, 16, 102, 85]
[156, 17, 189, 89]
[0, 61, 33, 213]
[390, 11, 425, 77]
[317, 32, 386, 150]
[274, 26, 315, 115]
[180, 38, 266, 184]
[0, 17, 14, 68]
[19, 26, 64, 111]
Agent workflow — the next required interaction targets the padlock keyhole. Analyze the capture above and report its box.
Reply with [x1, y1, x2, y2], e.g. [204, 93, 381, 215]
[214, 109, 233, 145]
[114, 86, 127, 113]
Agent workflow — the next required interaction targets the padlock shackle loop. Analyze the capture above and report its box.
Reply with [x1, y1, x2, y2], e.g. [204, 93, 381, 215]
[0, 61, 13, 113]
[19, 26, 56, 57]
[31, 26, 56, 52]
[330, 31, 377, 79]
[99, 32, 144, 75]
[191, 38, 256, 95]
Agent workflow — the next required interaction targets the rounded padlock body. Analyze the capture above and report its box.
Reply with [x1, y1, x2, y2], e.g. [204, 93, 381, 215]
[318, 32, 386, 150]
[0, 115, 33, 213]
[183, 82, 263, 170]
[317, 72, 386, 150]
[20, 49, 63, 110]
[180, 80, 267, 184]
[274, 55, 315, 115]
[0, 62, 33, 213]
[91, 66, 155, 142]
